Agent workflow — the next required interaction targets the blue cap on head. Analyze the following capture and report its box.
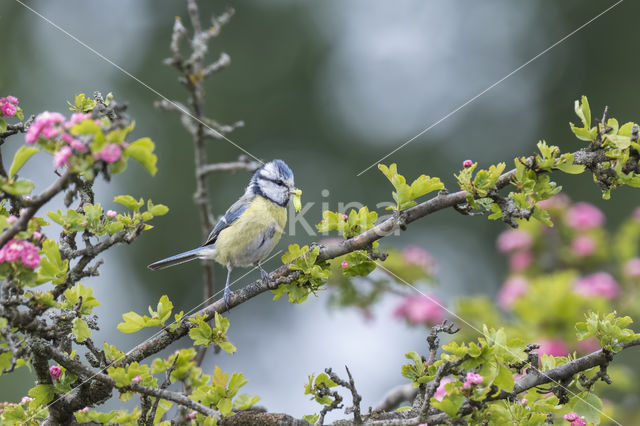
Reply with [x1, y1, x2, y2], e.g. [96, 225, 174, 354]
[271, 159, 293, 180]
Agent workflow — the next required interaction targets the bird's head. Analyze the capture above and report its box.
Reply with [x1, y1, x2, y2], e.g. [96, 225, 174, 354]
[249, 159, 296, 207]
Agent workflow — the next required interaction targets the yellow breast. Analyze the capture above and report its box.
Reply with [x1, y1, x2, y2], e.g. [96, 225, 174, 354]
[214, 196, 287, 267]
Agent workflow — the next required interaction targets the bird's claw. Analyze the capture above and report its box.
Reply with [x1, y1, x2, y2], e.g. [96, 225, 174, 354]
[223, 286, 231, 311]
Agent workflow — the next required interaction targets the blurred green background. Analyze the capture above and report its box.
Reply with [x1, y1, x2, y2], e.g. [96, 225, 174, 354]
[0, 0, 638, 421]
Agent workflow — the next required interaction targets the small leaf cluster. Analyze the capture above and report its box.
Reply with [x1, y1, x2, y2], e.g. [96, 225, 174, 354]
[302, 372, 338, 422]
[378, 163, 444, 211]
[272, 244, 330, 303]
[188, 312, 236, 354]
[117, 295, 181, 333]
[316, 206, 378, 239]
[570, 96, 640, 199]
[576, 312, 640, 353]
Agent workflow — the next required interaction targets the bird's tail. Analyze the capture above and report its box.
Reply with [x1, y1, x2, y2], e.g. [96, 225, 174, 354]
[148, 246, 213, 270]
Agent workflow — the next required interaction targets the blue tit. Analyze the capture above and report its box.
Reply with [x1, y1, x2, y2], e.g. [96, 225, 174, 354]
[148, 159, 297, 310]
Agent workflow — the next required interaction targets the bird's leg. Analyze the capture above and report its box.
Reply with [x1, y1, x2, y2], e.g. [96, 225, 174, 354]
[256, 261, 269, 282]
[224, 264, 232, 311]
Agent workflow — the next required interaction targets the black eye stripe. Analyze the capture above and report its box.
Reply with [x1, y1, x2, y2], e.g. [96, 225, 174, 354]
[260, 175, 286, 186]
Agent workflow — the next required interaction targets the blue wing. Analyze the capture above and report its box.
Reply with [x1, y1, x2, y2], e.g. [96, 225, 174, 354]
[202, 196, 251, 246]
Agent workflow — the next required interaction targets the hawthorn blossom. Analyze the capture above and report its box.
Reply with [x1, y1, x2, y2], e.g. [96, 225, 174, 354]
[49, 365, 62, 380]
[32, 231, 42, 241]
[497, 277, 528, 309]
[537, 339, 569, 358]
[62, 132, 87, 152]
[20, 396, 34, 404]
[99, 143, 122, 163]
[563, 412, 586, 426]
[574, 272, 620, 300]
[1, 102, 16, 117]
[566, 202, 604, 230]
[462, 372, 483, 389]
[0, 239, 41, 269]
[571, 236, 596, 257]
[106, 210, 118, 219]
[66, 112, 92, 127]
[625, 258, 640, 277]
[341, 261, 348, 268]
[131, 376, 141, 384]
[537, 194, 570, 210]
[433, 377, 455, 401]
[25, 111, 66, 144]
[393, 294, 445, 326]
[188, 411, 197, 419]
[6, 215, 17, 225]
[402, 245, 438, 274]
[509, 251, 533, 271]
[463, 159, 473, 168]
[53, 146, 72, 168]
[496, 230, 532, 253]
[577, 337, 600, 354]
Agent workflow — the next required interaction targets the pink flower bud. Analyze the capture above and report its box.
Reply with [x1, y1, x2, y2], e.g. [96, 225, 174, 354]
[536, 339, 568, 358]
[32, 231, 42, 241]
[433, 377, 454, 401]
[462, 372, 483, 389]
[131, 376, 142, 384]
[80, 407, 90, 412]
[341, 261, 348, 268]
[6, 215, 18, 225]
[1, 102, 17, 117]
[521, 398, 528, 404]
[625, 258, 640, 277]
[393, 294, 445, 326]
[49, 365, 62, 380]
[462, 159, 473, 168]
[188, 411, 197, 419]
[99, 143, 122, 163]
[566, 202, 604, 230]
[496, 230, 532, 253]
[24, 196, 31, 201]
[497, 277, 528, 309]
[571, 236, 596, 257]
[53, 146, 72, 168]
[574, 272, 620, 300]
[20, 396, 34, 404]
[106, 210, 117, 219]
[342, 214, 348, 220]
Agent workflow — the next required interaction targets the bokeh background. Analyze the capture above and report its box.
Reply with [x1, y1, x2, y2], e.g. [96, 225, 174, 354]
[1, 0, 639, 422]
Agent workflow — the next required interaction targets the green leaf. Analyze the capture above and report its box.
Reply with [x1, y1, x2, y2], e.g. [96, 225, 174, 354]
[150, 204, 169, 216]
[28, 384, 55, 405]
[234, 394, 260, 410]
[114, 195, 143, 212]
[1, 178, 34, 195]
[72, 317, 91, 342]
[0, 118, 6, 133]
[117, 312, 146, 333]
[9, 146, 39, 178]
[156, 295, 173, 325]
[571, 392, 602, 424]
[125, 137, 158, 176]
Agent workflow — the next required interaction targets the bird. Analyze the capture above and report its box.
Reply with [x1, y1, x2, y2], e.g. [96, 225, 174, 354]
[148, 159, 299, 310]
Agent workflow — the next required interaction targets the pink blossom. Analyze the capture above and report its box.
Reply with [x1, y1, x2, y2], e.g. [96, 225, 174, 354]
[577, 337, 600, 354]
[131, 376, 142, 384]
[99, 143, 122, 163]
[537, 194, 570, 210]
[341, 261, 348, 268]
[32, 231, 42, 241]
[625, 258, 640, 277]
[537, 339, 569, 358]
[342, 214, 348, 220]
[80, 407, 90, 412]
[393, 294, 445, 326]
[433, 377, 454, 402]
[106, 210, 117, 219]
[21, 250, 41, 269]
[62, 133, 87, 152]
[1, 102, 16, 117]
[496, 230, 532, 253]
[571, 236, 596, 257]
[574, 272, 620, 299]
[509, 251, 533, 271]
[66, 112, 92, 127]
[462, 372, 483, 389]
[49, 365, 62, 380]
[20, 396, 34, 404]
[53, 146, 72, 168]
[463, 159, 473, 168]
[566, 202, 605, 230]
[5, 96, 19, 105]
[7, 215, 17, 225]
[497, 277, 528, 309]
[2, 239, 25, 262]
[521, 398, 528, 405]
[25, 111, 66, 144]
[188, 411, 197, 419]
[402, 245, 438, 273]
[564, 412, 586, 426]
